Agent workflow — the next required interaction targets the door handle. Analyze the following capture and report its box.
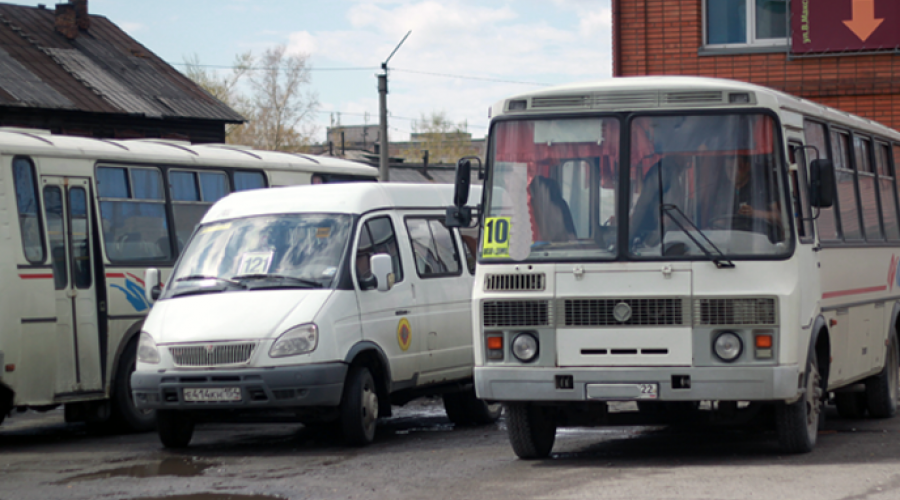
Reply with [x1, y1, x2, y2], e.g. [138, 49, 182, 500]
[395, 310, 409, 316]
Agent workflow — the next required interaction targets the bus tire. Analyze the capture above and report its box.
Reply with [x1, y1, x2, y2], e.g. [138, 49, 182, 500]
[110, 336, 156, 432]
[834, 392, 867, 419]
[340, 365, 378, 446]
[506, 403, 556, 459]
[156, 410, 194, 448]
[865, 333, 899, 419]
[775, 350, 823, 453]
[443, 389, 503, 426]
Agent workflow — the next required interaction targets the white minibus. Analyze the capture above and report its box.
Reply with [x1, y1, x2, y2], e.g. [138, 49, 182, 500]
[0, 128, 377, 431]
[131, 182, 498, 447]
[445, 76, 900, 458]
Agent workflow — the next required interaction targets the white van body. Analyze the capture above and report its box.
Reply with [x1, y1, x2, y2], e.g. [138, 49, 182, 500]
[132, 182, 495, 447]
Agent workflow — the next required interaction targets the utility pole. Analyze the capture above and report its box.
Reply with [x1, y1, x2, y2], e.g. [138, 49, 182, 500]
[378, 30, 411, 182]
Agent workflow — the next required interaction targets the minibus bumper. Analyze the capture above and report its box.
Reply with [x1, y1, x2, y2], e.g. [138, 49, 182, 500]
[475, 365, 802, 402]
[131, 362, 347, 410]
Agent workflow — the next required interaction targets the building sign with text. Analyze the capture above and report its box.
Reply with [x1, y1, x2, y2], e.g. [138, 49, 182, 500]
[792, 0, 900, 54]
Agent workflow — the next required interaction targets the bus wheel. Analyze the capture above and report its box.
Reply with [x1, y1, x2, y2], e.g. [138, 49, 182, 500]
[111, 336, 156, 432]
[834, 391, 867, 419]
[443, 389, 503, 426]
[156, 410, 194, 448]
[866, 333, 899, 418]
[340, 365, 378, 446]
[775, 351, 822, 453]
[506, 403, 556, 459]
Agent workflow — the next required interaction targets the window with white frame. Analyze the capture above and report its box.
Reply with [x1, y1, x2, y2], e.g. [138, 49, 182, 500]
[705, 0, 788, 47]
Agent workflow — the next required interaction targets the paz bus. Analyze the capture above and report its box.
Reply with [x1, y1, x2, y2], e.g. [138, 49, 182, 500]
[445, 76, 900, 458]
[0, 128, 377, 431]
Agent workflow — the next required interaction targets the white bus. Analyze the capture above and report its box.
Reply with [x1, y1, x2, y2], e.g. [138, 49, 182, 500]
[0, 128, 377, 431]
[445, 76, 900, 458]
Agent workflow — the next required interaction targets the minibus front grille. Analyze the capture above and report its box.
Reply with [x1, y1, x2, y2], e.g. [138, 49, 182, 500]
[563, 298, 685, 326]
[169, 342, 257, 367]
[484, 273, 545, 291]
[693, 298, 777, 326]
[483, 300, 550, 327]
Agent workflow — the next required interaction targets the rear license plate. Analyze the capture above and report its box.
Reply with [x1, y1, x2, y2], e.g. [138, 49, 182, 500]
[183, 387, 242, 402]
[585, 383, 658, 401]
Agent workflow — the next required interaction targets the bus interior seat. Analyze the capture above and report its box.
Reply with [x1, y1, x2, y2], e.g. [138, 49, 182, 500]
[528, 176, 577, 242]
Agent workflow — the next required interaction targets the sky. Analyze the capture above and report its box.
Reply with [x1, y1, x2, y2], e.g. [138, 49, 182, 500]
[8, 0, 613, 142]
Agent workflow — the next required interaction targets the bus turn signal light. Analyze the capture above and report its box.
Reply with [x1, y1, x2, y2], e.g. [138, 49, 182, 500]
[487, 337, 503, 350]
[755, 335, 773, 348]
[486, 335, 504, 360]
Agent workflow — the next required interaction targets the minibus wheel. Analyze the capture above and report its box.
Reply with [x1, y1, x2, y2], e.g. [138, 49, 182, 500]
[775, 350, 823, 453]
[506, 403, 556, 459]
[111, 336, 156, 432]
[156, 410, 194, 448]
[341, 365, 378, 446]
[865, 333, 899, 418]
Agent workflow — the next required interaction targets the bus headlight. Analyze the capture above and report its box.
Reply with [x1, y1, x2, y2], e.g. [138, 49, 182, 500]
[270, 323, 318, 358]
[137, 332, 161, 364]
[512, 332, 539, 362]
[714, 332, 743, 362]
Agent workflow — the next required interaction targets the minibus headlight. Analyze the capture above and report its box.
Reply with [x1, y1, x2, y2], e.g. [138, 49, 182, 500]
[270, 323, 318, 358]
[512, 332, 539, 362]
[137, 332, 161, 364]
[714, 332, 743, 362]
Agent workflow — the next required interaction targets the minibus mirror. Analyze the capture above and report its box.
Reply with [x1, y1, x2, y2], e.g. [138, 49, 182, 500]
[453, 158, 472, 207]
[144, 268, 162, 303]
[370, 254, 394, 292]
[809, 159, 835, 208]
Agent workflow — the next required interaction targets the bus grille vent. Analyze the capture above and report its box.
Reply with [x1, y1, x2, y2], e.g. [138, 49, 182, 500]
[592, 92, 659, 109]
[663, 91, 724, 105]
[531, 95, 591, 109]
[693, 298, 777, 326]
[483, 300, 550, 327]
[484, 273, 545, 291]
[564, 298, 685, 326]
[170, 342, 257, 367]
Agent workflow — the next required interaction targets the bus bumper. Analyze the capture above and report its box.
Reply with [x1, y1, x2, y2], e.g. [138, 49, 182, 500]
[131, 362, 348, 410]
[475, 365, 802, 402]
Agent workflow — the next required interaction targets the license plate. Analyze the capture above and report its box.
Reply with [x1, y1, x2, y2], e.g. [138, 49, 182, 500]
[585, 383, 659, 400]
[183, 387, 242, 402]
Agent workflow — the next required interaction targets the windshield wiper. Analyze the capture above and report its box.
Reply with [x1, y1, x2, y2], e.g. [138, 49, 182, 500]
[231, 274, 324, 288]
[175, 275, 242, 286]
[660, 204, 735, 269]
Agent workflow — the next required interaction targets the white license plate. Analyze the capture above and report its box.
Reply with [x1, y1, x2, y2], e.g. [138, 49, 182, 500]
[183, 387, 242, 402]
[585, 383, 659, 400]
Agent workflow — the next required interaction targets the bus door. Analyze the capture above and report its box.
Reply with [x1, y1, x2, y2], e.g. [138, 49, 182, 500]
[788, 139, 822, 328]
[42, 176, 103, 395]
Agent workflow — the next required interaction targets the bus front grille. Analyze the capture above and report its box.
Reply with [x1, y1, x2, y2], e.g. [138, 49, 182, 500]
[693, 298, 777, 326]
[563, 298, 686, 326]
[483, 300, 550, 327]
[169, 342, 257, 367]
[484, 273, 545, 291]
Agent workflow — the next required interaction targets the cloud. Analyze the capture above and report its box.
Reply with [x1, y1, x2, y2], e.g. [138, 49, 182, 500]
[117, 21, 145, 34]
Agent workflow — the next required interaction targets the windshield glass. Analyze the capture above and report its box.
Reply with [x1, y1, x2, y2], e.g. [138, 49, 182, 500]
[165, 214, 351, 296]
[484, 118, 620, 261]
[629, 114, 791, 258]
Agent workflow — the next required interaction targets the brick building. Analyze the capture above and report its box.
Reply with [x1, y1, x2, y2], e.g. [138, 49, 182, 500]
[611, 0, 900, 130]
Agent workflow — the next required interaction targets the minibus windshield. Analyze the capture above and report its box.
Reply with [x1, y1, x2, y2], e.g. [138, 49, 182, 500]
[166, 213, 351, 297]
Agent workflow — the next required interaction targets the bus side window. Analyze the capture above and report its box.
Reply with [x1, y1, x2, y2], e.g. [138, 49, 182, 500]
[234, 171, 266, 191]
[12, 157, 45, 264]
[170, 170, 231, 252]
[97, 165, 172, 263]
[788, 142, 811, 242]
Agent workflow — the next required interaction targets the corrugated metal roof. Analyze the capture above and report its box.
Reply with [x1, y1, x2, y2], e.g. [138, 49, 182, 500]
[0, 2, 242, 124]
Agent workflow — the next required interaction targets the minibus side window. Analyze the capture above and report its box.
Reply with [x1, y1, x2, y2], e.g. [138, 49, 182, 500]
[355, 216, 404, 287]
[832, 131, 863, 241]
[12, 157, 45, 263]
[170, 170, 230, 252]
[875, 142, 900, 240]
[406, 218, 462, 277]
[43, 186, 67, 290]
[234, 171, 266, 191]
[803, 121, 839, 241]
[854, 135, 882, 241]
[97, 165, 172, 262]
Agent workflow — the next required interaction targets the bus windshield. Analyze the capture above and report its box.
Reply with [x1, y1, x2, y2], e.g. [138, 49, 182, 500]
[484, 113, 790, 262]
[629, 113, 791, 259]
[165, 213, 352, 297]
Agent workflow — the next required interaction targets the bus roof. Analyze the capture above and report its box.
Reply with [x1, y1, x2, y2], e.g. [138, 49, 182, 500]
[202, 182, 480, 223]
[0, 128, 378, 177]
[493, 76, 900, 142]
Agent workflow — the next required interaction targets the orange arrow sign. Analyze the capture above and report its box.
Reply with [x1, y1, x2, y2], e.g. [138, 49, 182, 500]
[843, 0, 883, 42]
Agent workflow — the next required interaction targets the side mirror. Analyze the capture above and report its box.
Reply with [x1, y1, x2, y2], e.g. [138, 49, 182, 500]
[446, 157, 481, 228]
[809, 159, 835, 208]
[370, 254, 394, 292]
[144, 268, 162, 303]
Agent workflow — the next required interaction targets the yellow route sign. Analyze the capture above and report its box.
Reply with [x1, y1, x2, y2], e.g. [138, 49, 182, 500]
[482, 217, 511, 258]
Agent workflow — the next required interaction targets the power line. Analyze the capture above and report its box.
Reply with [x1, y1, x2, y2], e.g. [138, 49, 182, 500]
[391, 67, 550, 87]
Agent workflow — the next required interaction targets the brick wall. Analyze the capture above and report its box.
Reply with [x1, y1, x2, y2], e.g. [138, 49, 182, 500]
[613, 0, 900, 130]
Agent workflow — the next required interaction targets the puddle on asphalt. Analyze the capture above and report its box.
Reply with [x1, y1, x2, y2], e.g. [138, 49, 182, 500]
[129, 495, 283, 500]
[59, 458, 216, 483]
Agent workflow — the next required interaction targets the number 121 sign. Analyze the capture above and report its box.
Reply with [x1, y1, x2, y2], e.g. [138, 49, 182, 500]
[791, 0, 899, 54]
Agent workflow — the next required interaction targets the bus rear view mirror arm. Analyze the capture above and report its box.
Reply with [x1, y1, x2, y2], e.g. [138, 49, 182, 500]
[370, 254, 394, 292]
[144, 268, 162, 303]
